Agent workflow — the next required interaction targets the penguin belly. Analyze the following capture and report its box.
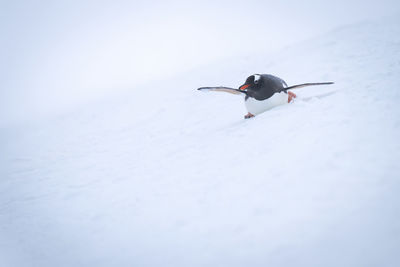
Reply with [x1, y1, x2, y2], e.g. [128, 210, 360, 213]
[245, 92, 288, 115]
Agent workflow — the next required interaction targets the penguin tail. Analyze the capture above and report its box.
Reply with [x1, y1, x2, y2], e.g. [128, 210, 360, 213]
[284, 82, 334, 90]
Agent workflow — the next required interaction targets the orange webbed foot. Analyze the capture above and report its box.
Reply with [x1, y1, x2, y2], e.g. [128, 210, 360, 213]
[244, 112, 255, 119]
[288, 91, 297, 103]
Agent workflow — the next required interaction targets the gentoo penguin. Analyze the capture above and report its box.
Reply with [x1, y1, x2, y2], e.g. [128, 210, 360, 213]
[198, 74, 333, 119]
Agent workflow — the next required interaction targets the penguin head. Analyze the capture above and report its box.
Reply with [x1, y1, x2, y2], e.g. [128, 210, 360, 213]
[239, 74, 262, 90]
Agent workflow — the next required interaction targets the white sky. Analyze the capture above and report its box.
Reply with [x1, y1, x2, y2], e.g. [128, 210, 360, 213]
[1, 0, 399, 125]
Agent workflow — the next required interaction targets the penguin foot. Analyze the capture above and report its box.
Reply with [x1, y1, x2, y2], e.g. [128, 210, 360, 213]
[244, 113, 255, 119]
[288, 91, 297, 103]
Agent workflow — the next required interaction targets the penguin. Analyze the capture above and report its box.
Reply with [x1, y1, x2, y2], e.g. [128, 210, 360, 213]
[198, 74, 333, 119]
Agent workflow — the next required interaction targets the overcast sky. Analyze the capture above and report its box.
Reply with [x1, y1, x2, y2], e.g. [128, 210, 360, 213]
[1, 0, 399, 125]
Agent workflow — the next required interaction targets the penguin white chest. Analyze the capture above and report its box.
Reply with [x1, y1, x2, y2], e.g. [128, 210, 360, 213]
[245, 92, 288, 115]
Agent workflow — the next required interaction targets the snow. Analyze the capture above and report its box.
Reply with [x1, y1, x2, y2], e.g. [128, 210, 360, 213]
[1, 16, 400, 267]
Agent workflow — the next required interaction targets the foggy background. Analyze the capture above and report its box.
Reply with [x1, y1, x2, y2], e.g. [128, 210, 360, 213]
[1, 0, 399, 126]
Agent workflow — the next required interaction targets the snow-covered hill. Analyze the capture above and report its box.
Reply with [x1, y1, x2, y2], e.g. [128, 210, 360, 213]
[1, 16, 400, 267]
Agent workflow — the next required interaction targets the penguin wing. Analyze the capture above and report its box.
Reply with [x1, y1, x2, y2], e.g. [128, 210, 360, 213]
[284, 82, 334, 91]
[197, 86, 246, 95]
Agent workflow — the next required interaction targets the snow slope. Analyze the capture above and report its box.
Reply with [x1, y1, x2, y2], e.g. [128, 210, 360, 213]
[1, 16, 400, 267]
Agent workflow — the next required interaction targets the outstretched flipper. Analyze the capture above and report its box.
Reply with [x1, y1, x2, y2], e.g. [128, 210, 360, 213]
[283, 82, 334, 91]
[197, 86, 247, 96]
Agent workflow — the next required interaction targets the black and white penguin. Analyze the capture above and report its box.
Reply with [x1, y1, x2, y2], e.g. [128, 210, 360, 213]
[238, 74, 296, 118]
[198, 74, 333, 119]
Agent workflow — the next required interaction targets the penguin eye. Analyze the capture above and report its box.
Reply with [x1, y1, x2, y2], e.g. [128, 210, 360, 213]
[244, 75, 255, 84]
[253, 74, 261, 84]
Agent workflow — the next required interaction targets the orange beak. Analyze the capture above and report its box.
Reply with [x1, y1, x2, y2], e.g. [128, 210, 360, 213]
[239, 84, 250, 90]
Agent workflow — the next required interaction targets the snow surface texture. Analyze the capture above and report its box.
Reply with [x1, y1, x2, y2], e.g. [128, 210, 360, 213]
[1, 16, 400, 267]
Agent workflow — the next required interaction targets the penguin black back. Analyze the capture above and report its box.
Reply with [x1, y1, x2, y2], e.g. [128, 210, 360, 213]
[239, 74, 288, 101]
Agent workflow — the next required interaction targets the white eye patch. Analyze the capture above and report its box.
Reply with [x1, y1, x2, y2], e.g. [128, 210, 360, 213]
[253, 74, 261, 84]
